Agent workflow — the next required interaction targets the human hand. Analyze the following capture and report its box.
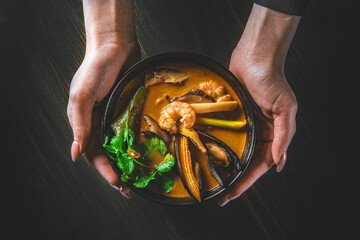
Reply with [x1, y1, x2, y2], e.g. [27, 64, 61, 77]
[218, 4, 300, 206]
[67, 0, 139, 198]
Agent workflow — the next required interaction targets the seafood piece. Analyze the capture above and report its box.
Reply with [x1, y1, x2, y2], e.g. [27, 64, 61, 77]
[165, 89, 214, 104]
[205, 142, 229, 168]
[194, 161, 203, 190]
[143, 114, 171, 145]
[178, 123, 207, 154]
[111, 87, 147, 137]
[197, 130, 241, 184]
[145, 67, 188, 87]
[199, 80, 224, 99]
[206, 151, 225, 186]
[199, 80, 232, 102]
[174, 134, 201, 202]
[155, 96, 166, 105]
[216, 94, 231, 102]
[158, 101, 196, 134]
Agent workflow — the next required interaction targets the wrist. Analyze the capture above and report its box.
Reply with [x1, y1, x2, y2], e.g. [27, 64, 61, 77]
[84, 40, 139, 67]
[83, 0, 137, 51]
[234, 4, 300, 70]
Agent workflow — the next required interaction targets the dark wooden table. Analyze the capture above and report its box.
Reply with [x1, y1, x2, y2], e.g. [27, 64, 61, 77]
[2, 0, 356, 239]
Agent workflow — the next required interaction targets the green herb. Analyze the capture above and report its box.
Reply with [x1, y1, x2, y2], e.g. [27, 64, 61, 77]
[147, 137, 167, 156]
[103, 122, 175, 192]
[118, 153, 134, 174]
[153, 173, 174, 193]
[155, 153, 175, 172]
[133, 172, 157, 188]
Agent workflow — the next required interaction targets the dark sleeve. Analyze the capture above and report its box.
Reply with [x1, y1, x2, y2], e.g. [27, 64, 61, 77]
[253, 0, 310, 16]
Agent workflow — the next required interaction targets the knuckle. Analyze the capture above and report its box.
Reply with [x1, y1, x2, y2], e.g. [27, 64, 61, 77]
[69, 88, 94, 104]
[289, 93, 298, 113]
[66, 104, 72, 121]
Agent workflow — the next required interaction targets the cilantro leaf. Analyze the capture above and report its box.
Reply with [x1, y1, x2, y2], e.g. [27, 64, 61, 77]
[103, 136, 116, 153]
[133, 172, 157, 188]
[146, 137, 167, 156]
[121, 173, 130, 182]
[127, 128, 135, 148]
[155, 153, 175, 173]
[156, 139, 167, 156]
[119, 131, 128, 154]
[154, 173, 174, 193]
[103, 123, 176, 192]
[104, 135, 109, 145]
[117, 153, 134, 174]
[110, 135, 122, 150]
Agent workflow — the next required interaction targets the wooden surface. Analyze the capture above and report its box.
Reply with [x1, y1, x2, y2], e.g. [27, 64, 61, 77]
[2, 0, 356, 239]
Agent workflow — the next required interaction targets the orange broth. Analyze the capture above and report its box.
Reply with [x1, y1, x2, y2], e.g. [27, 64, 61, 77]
[138, 63, 247, 198]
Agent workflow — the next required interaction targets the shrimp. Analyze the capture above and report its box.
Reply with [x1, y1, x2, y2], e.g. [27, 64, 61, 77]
[216, 94, 231, 102]
[158, 101, 196, 134]
[199, 80, 231, 102]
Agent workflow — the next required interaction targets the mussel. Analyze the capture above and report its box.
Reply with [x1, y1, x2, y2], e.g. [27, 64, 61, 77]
[197, 130, 241, 185]
[145, 67, 188, 88]
[205, 142, 230, 168]
[193, 161, 203, 190]
[174, 128, 241, 202]
[165, 89, 214, 104]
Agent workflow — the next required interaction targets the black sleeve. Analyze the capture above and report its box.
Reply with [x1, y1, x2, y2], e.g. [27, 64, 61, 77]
[253, 0, 310, 16]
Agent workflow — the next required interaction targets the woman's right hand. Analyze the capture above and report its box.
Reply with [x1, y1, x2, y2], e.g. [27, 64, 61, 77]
[67, 0, 139, 198]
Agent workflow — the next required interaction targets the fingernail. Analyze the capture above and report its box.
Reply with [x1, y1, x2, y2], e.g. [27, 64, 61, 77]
[276, 152, 287, 172]
[71, 141, 80, 162]
[120, 190, 131, 199]
[109, 184, 123, 192]
[218, 195, 231, 207]
[110, 183, 131, 199]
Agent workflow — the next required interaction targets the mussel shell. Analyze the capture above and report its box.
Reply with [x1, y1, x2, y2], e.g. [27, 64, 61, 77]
[196, 130, 242, 186]
[206, 150, 224, 186]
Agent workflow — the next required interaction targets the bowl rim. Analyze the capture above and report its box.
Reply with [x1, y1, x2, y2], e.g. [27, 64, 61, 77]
[101, 52, 256, 205]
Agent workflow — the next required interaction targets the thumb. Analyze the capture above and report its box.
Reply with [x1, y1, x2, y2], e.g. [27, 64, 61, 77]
[271, 103, 297, 172]
[68, 96, 94, 162]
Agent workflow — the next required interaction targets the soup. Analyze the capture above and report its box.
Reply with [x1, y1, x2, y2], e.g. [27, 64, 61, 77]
[103, 63, 247, 203]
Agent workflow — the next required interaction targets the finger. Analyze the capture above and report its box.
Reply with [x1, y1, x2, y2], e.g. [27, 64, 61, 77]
[69, 98, 93, 162]
[67, 103, 73, 127]
[218, 142, 273, 207]
[85, 147, 131, 199]
[271, 103, 297, 171]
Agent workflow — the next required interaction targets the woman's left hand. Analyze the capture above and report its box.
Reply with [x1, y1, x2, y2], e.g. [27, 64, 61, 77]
[218, 4, 299, 206]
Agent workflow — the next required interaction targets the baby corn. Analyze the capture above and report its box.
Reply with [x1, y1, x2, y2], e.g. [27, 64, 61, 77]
[178, 123, 207, 154]
[178, 135, 201, 202]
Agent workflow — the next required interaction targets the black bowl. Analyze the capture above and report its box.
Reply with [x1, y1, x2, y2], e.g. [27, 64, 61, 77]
[101, 52, 255, 205]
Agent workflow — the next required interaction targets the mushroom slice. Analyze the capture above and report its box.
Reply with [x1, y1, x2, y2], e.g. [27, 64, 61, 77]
[145, 67, 188, 88]
[143, 114, 171, 145]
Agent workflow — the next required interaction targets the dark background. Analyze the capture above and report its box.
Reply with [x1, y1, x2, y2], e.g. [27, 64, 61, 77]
[1, 0, 357, 239]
